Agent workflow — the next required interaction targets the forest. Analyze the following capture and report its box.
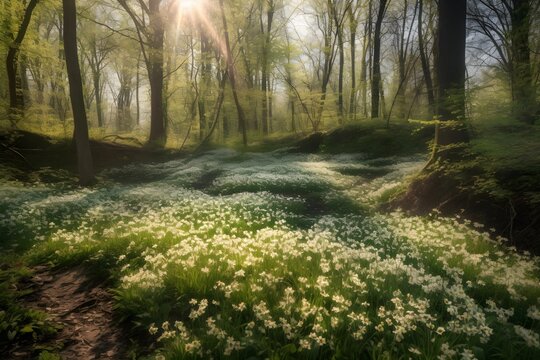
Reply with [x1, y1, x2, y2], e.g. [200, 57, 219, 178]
[0, 0, 539, 359]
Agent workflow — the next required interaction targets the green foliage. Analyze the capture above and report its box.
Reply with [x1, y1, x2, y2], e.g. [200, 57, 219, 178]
[0, 265, 59, 353]
[2, 149, 539, 359]
[319, 122, 432, 157]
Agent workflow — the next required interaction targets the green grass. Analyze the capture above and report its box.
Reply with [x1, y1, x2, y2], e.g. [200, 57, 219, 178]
[0, 263, 60, 355]
[1, 135, 539, 359]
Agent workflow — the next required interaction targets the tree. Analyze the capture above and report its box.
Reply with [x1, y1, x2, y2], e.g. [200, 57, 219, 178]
[347, 0, 362, 121]
[63, 0, 94, 185]
[332, 0, 353, 124]
[79, 13, 114, 128]
[435, 0, 468, 148]
[371, 0, 389, 119]
[219, 0, 248, 146]
[417, 0, 435, 116]
[6, 0, 39, 125]
[468, 0, 538, 124]
[509, 0, 536, 123]
[118, 0, 166, 147]
[261, 0, 276, 135]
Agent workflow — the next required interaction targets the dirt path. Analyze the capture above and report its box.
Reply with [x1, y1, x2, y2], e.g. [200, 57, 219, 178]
[9, 266, 126, 359]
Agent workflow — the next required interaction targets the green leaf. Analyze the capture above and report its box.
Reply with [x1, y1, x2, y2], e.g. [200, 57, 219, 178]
[280, 343, 297, 354]
[20, 324, 34, 333]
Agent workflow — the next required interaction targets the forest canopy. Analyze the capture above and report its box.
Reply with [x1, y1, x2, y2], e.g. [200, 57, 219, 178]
[1, 0, 538, 147]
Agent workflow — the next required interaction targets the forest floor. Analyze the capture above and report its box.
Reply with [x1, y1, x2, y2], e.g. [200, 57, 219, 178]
[0, 125, 539, 359]
[10, 266, 125, 360]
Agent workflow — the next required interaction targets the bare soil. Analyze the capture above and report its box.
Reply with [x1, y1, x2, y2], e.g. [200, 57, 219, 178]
[8, 266, 127, 359]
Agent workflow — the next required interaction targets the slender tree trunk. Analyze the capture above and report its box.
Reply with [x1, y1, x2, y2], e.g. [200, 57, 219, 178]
[6, 0, 39, 125]
[20, 55, 30, 107]
[418, 0, 435, 117]
[337, 27, 345, 124]
[93, 71, 104, 127]
[261, 66, 269, 134]
[219, 0, 248, 146]
[268, 77, 273, 133]
[510, 0, 536, 124]
[63, 0, 94, 185]
[371, 0, 387, 119]
[348, 6, 357, 121]
[198, 32, 210, 139]
[147, 0, 166, 146]
[360, 1, 372, 117]
[136, 51, 140, 126]
[315, 0, 336, 131]
[261, 2, 274, 135]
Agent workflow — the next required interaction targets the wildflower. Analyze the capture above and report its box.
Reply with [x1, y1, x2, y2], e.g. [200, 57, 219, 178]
[232, 302, 246, 312]
[527, 306, 540, 321]
[514, 325, 540, 348]
[149, 323, 158, 335]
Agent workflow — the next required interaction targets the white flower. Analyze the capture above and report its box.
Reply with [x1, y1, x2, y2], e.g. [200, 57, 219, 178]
[514, 325, 540, 348]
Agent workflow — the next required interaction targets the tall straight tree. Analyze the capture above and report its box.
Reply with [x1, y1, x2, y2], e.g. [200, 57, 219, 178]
[417, 0, 435, 116]
[371, 0, 389, 119]
[219, 0, 248, 146]
[510, 0, 536, 124]
[6, 0, 39, 125]
[436, 0, 468, 147]
[63, 0, 94, 185]
[261, 0, 275, 135]
[118, 0, 166, 147]
[348, 0, 361, 121]
[468, 0, 538, 124]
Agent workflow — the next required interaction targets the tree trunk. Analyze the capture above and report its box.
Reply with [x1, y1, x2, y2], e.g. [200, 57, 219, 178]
[20, 55, 31, 108]
[147, 0, 166, 147]
[337, 27, 345, 124]
[136, 51, 140, 126]
[6, 0, 39, 125]
[198, 32, 211, 139]
[436, 0, 468, 146]
[510, 0, 536, 124]
[348, 5, 357, 121]
[371, 0, 387, 119]
[417, 0, 435, 117]
[63, 0, 94, 185]
[219, 0, 248, 146]
[93, 71, 104, 127]
[268, 77, 273, 133]
[360, 0, 372, 117]
[261, 2, 275, 136]
[261, 66, 269, 134]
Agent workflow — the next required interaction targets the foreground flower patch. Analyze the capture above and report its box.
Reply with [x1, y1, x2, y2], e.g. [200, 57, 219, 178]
[1, 150, 538, 359]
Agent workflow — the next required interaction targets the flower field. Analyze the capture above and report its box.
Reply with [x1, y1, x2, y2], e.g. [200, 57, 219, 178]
[1, 149, 539, 359]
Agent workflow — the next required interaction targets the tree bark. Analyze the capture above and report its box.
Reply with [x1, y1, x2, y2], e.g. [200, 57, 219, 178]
[510, 0, 536, 124]
[371, 0, 388, 119]
[261, 1, 275, 135]
[6, 0, 39, 125]
[147, 0, 166, 146]
[337, 18, 345, 124]
[348, 4, 358, 121]
[63, 0, 94, 185]
[417, 0, 435, 117]
[219, 0, 248, 146]
[436, 0, 468, 146]
[118, 0, 166, 147]
[360, 0, 372, 117]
